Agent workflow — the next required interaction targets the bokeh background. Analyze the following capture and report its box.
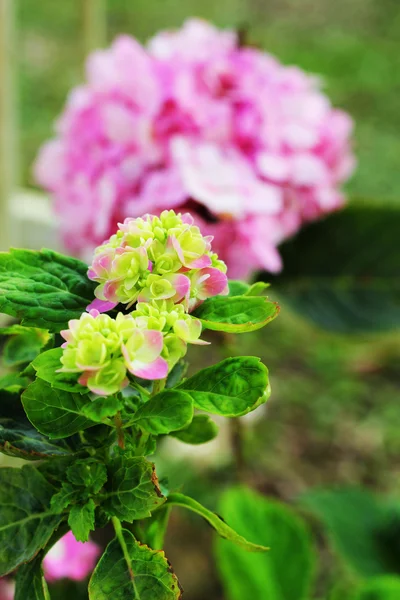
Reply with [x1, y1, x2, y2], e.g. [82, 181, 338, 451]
[1, 1, 400, 598]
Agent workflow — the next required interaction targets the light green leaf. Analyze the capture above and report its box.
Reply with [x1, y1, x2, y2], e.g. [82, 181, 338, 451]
[0, 465, 63, 576]
[178, 356, 270, 416]
[193, 295, 279, 333]
[0, 248, 96, 332]
[68, 499, 96, 542]
[2, 326, 51, 367]
[0, 417, 72, 460]
[273, 204, 400, 332]
[171, 414, 219, 444]
[82, 395, 124, 422]
[22, 379, 94, 439]
[244, 282, 270, 296]
[88, 527, 181, 599]
[356, 576, 400, 599]
[227, 281, 251, 296]
[131, 390, 194, 435]
[167, 492, 269, 552]
[0, 373, 30, 393]
[15, 553, 51, 600]
[32, 348, 88, 393]
[102, 455, 166, 522]
[299, 487, 399, 577]
[216, 486, 315, 600]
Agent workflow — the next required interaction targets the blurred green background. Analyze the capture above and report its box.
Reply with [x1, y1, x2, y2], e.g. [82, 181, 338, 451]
[11, 1, 400, 598]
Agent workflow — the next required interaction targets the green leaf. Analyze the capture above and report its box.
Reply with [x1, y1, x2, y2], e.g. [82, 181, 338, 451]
[0, 373, 30, 393]
[167, 492, 269, 552]
[273, 204, 400, 332]
[215, 486, 315, 600]
[0, 465, 63, 576]
[178, 356, 270, 416]
[0, 417, 72, 460]
[244, 282, 270, 296]
[22, 379, 95, 439]
[102, 455, 166, 522]
[68, 499, 96, 542]
[0, 248, 96, 332]
[171, 414, 219, 444]
[227, 281, 251, 296]
[193, 295, 279, 333]
[299, 487, 400, 577]
[32, 348, 88, 393]
[15, 553, 51, 600]
[131, 390, 194, 435]
[356, 576, 400, 599]
[82, 395, 124, 422]
[66, 459, 108, 494]
[51, 483, 79, 513]
[2, 326, 51, 367]
[88, 527, 181, 599]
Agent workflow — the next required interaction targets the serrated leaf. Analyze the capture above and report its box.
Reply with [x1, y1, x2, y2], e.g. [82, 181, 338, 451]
[131, 390, 194, 435]
[193, 295, 279, 333]
[171, 414, 219, 444]
[67, 459, 108, 494]
[0, 465, 63, 576]
[82, 395, 124, 422]
[355, 576, 400, 599]
[32, 348, 88, 393]
[166, 493, 269, 552]
[273, 204, 400, 332]
[68, 499, 96, 542]
[51, 482, 79, 513]
[102, 456, 166, 522]
[22, 379, 95, 439]
[215, 486, 315, 600]
[0, 417, 72, 460]
[178, 356, 270, 416]
[15, 553, 51, 600]
[88, 527, 181, 599]
[0, 248, 96, 332]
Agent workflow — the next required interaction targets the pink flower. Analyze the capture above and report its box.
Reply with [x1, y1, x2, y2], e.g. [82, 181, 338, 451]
[122, 328, 168, 380]
[43, 532, 100, 581]
[34, 19, 355, 279]
[0, 579, 14, 600]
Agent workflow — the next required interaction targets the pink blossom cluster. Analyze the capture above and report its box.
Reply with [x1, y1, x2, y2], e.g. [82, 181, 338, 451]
[35, 19, 355, 278]
[0, 532, 100, 597]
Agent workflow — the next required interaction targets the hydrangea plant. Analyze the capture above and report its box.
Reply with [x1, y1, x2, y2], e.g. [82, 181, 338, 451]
[0, 211, 279, 598]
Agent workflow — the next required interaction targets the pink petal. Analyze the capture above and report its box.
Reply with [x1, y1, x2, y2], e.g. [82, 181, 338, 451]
[130, 356, 169, 380]
[166, 273, 191, 302]
[196, 268, 229, 300]
[185, 254, 212, 269]
[86, 298, 118, 313]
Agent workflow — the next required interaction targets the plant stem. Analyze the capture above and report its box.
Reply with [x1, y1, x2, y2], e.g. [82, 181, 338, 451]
[115, 412, 125, 449]
[111, 517, 140, 599]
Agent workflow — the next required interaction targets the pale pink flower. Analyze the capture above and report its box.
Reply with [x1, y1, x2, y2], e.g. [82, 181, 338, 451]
[43, 532, 100, 581]
[0, 579, 14, 600]
[34, 19, 355, 279]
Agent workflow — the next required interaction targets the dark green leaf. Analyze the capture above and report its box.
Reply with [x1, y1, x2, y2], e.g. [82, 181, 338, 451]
[131, 390, 194, 434]
[68, 499, 96, 542]
[193, 295, 279, 333]
[178, 356, 270, 416]
[273, 204, 400, 332]
[0, 248, 96, 332]
[171, 414, 219, 444]
[66, 459, 108, 493]
[51, 483, 79, 513]
[0, 465, 63, 576]
[22, 379, 94, 439]
[32, 348, 88, 393]
[0, 417, 72, 460]
[102, 455, 166, 522]
[165, 360, 188, 388]
[15, 553, 50, 600]
[88, 527, 181, 599]
[300, 487, 400, 577]
[82, 395, 124, 422]
[356, 576, 400, 599]
[216, 486, 315, 600]
[167, 492, 269, 552]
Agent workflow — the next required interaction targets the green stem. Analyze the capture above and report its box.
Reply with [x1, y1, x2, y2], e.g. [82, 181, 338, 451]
[132, 381, 151, 398]
[115, 412, 125, 449]
[111, 517, 140, 599]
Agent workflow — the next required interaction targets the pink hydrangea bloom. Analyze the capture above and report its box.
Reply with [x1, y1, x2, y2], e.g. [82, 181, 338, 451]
[0, 579, 14, 600]
[43, 532, 100, 582]
[34, 19, 355, 279]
